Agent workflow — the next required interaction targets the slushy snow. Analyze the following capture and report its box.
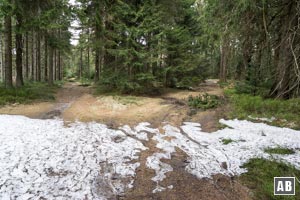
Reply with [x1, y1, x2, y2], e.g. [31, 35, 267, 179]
[1, 115, 300, 198]
[147, 119, 300, 188]
[0, 115, 147, 199]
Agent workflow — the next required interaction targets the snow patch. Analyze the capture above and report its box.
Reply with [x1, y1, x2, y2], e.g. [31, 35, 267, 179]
[0, 115, 146, 199]
[1, 115, 300, 197]
[147, 119, 300, 189]
[248, 115, 276, 123]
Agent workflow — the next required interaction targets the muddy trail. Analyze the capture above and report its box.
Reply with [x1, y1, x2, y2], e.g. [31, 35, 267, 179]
[0, 80, 251, 199]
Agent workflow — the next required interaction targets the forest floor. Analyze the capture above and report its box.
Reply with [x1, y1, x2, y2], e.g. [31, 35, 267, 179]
[0, 80, 225, 130]
[0, 80, 254, 199]
[0, 80, 298, 200]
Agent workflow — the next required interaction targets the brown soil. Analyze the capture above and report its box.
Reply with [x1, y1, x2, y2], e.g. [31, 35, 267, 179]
[0, 102, 54, 118]
[124, 141, 250, 200]
[0, 79, 251, 199]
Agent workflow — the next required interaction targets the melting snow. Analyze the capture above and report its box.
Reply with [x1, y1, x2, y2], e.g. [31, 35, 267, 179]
[0, 115, 147, 199]
[1, 115, 300, 198]
[248, 115, 276, 122]
[147, 119, 300, 188]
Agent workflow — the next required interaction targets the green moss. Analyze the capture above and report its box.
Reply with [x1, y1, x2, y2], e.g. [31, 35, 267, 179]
[265, 148, 295, 155]
[240, 159, 300, 200]
[222, 138, 234, 145]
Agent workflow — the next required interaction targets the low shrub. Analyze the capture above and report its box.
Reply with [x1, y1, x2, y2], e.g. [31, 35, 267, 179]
[188, 93, 220, 110]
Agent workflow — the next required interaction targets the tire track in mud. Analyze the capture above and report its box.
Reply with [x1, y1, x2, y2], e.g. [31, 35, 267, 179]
[39, 83, 92, 119]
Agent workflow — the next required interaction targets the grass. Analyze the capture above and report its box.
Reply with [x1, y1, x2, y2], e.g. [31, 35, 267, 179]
[221, 138, 235, 145]
[0, 82, 60, 106]
[225, 88, 300, 129]
[240, 158, 300, 200]
[112, 95, 141, 105]
[265, 147, 295, 155]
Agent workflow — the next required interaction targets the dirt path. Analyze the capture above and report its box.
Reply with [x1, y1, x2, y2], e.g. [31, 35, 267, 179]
[0, 80, 251, 199]
[0, 80, 224, 131]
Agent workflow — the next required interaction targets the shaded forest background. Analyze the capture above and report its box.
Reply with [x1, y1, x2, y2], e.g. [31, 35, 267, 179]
[0, 0, 299, 99]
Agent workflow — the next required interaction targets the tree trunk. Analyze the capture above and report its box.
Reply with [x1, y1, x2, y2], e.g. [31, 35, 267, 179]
[48, 46, 54, 85]
[25, 32, 29, 79]
[44, 35, 48, 81]
[53, 49, 57, 81]
[95, 49, 100, 82]
[87, 29, 90, 78]
[4, 9, 13, 88]
[36, 31, 41, 81]
[16, 12, 24, 87]
[271, 2, 297, 99]
[31, 31, 35, 81]
[58, 50, 61, 80]
[60, 57, 64, 80]
[0, 29, 3, 82]
[79, 48, 83, 79]
[219, 40, 229, 82]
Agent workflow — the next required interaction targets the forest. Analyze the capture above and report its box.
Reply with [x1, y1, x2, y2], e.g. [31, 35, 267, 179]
[0, 0, 300, 199]
[0, 0, 299, 98]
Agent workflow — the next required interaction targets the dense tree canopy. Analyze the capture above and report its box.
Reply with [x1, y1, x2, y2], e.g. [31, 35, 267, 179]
[0, 0, 299, 98]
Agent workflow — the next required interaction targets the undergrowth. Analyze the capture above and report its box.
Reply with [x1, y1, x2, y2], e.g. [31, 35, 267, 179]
[0, 82, 59, 106]
[225, 88, 300, 129]
[188, 93, 220, 110]
[240, 158, 300, 200]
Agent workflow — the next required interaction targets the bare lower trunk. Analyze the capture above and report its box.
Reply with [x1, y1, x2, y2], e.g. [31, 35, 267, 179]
[58, 50, 61, 80]
[44, 35, 48, 81]
[0, 30, 3, 82]
[79, 48, 83, 79]
[16, 13, 24, 87]
[25, 33, 29, 79]
[87, 29, 90, 78]
[31, 31, 35, 81]
[95, 49, 100, 82]
[4, 10, 13, 88]
[36, 31, 41, 81]
[54, 49, 57, 80]
[219, 41, 228, 82]
[48, 32, 54, 86]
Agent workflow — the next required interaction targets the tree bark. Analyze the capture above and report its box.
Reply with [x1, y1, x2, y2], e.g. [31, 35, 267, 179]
[87, 28, 90, 78]
[48, 46, 54, 85]
[219, 41, 228, 82]
[0, 29, 3, 82]
[44, 35, 48, 81]
[31, 31, 35, 81]
[79, 48, 83, 79]
[58, 50, 61, 80]
[36, 31, 41, 81]
[54, 49, 57, 80]
[16, 12, 24, 87]
[25, 32, 29, 79]
[4, 9, 13, 88]
[271, 2, 297, 99]
[95, 49, 100, 82]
